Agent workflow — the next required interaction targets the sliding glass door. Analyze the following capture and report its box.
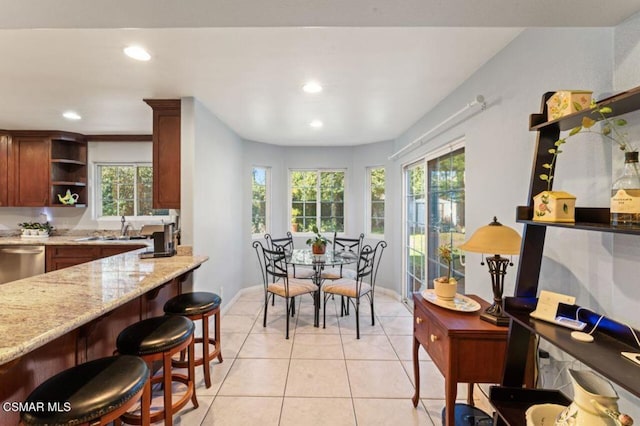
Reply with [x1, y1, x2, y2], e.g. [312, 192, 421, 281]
[403, 143, 465, 303]
[426, 147, 465, 290]
[404, 162, 426, 298]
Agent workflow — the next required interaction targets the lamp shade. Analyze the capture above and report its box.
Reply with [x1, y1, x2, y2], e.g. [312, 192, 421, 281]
[459, 217, 521, 255]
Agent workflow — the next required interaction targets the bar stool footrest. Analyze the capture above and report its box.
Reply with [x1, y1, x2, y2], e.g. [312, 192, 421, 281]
[172, 337, 221, 368]
[121, 373, 197, 425]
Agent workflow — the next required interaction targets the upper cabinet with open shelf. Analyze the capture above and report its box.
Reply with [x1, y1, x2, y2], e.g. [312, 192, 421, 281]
[5, 131, 87, 207]
[50, 135, 88, 207]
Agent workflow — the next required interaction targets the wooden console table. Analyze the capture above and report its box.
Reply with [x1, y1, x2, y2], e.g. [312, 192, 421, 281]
[412, 292, 508, 426]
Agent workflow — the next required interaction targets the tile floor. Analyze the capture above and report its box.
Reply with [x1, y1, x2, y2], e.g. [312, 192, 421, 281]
[154, 287, 494, 425]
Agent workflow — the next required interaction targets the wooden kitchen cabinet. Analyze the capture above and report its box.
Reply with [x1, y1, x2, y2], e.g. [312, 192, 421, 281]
[50, 135, 88, 207]
[45, 244, 146, 272]
[10, 134, 50, 206]
[144, 99, 181, 210]
[0, 132, 9, 206]
[4, 131, 87, 207]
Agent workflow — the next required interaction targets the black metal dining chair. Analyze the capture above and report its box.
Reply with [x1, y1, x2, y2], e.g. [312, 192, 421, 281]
[264, 232, 314, 279]
[253, 241, 317, 339]
[321, 232, 364, 280]
[320, 232, 365, 315]
[322, 240, 387, 338]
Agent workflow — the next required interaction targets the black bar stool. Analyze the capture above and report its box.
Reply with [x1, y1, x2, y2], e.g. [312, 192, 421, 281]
[116, 315, 198, 426]
[20, 355, 150, 426]
[164, 292, 222, 388]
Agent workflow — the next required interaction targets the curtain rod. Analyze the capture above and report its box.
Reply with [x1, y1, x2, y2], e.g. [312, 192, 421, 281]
[388, 95, 486, 161]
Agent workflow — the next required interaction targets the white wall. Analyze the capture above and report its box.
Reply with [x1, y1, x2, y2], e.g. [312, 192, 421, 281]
[185, 98, 245, 301]
[352, 140, 397, 292]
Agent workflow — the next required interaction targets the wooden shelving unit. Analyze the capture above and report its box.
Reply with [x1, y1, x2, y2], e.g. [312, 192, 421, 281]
[50, 135, 88, 207]
[516, 206, 640, 235]
[490, 85, 640, 425]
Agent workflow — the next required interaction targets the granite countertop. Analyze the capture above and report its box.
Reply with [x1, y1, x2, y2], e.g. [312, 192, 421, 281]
[0, 249, 208, 365]
[0, 235, 153, 245]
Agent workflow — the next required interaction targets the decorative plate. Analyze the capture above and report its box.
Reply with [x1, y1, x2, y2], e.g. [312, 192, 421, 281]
[421, 289, 481, 312]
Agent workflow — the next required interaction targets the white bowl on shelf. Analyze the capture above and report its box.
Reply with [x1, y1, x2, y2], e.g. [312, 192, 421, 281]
[525, 403, 565, 426]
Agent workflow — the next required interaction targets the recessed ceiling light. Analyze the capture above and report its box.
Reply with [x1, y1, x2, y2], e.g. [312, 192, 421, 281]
[124, 45, 151, 61]
[309, 119, 323, 128]
[303, 82, 323, 94]
[62, 111, 82, 120]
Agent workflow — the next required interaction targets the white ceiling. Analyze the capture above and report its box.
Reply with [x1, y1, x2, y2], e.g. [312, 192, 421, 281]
[0, 1, 639, 146]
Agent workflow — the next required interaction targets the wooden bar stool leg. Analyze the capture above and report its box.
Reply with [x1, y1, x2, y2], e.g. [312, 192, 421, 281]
[202, 312, 211, 388]
[189, 336, 199, 408]
[141, 373, 151, 426]
[163, 350, 174, 426]
[215, 308, 223, 362]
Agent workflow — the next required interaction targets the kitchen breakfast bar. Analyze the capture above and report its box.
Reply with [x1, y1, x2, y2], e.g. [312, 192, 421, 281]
[0, 244, 208, 425]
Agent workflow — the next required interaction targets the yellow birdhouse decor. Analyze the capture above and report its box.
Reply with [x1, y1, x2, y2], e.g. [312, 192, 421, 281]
[546, 90, 592, 121]
[533, 191, 576, 222]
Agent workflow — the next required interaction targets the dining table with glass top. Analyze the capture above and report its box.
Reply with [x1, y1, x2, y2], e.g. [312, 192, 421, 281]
[286, 248, 358, 327]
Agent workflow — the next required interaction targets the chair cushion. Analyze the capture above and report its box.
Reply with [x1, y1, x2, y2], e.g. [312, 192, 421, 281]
[164, 291, 221, 316]
[117, 315, 195, 356]
[323, 279, 371, 298]
[320, 266, 342, 280]
[21, 355, 148, 425]
[292, 267, 315, 279]
[321, 267, 357, 280]
[267, 279, 317, 297]
[341, 269, 358, 279]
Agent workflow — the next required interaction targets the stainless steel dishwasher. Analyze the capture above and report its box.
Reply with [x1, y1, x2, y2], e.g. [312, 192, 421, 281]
[0, 245, 46, 284]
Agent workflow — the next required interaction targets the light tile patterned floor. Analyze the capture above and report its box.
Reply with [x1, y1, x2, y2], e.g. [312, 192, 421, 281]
[153, 287, 493, 425]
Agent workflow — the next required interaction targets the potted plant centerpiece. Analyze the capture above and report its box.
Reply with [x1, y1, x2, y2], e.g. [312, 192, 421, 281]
[433, 244, 458, 301]
[306, 225, 330, 254]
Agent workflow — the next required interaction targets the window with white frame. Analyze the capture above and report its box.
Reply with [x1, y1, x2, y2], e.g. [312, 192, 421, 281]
[96, 163, 168, 217]
[290, 169, 345, 233]
[367, 167, 385, 235]
[251, 166, 270, 235]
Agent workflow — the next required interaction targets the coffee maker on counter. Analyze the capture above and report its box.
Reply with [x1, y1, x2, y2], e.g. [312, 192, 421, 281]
[139, 223, 176, 258]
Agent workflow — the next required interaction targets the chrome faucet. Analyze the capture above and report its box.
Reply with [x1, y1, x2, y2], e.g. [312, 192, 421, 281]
[120, 215, 130, 237]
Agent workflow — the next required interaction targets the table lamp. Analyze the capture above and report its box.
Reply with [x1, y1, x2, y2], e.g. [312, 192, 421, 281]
[459, 217, 521, 326]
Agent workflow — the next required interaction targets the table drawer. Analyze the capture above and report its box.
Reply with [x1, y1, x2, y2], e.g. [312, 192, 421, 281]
[414, 300, 449, 372]
[414, 305, 431, 346]
[426, 319, 449, 371]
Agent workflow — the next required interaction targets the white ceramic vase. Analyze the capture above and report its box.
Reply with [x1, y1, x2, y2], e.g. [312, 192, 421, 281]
[556, 369, 618, 426]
